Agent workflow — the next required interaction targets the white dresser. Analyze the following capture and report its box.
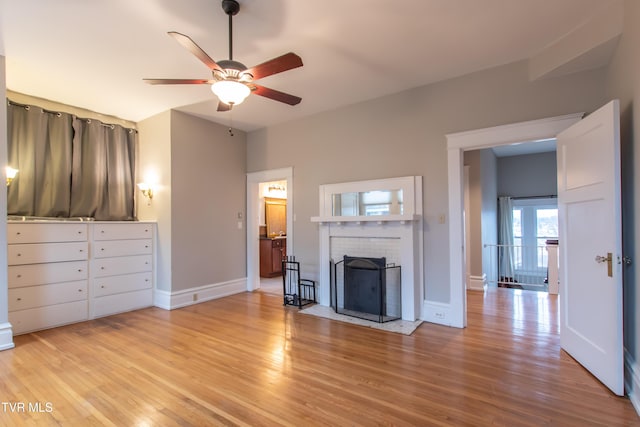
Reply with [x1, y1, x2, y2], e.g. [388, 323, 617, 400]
[7, 223, 90, 335]
[91, 222, 154, 318]
[7, 221, 155, 335]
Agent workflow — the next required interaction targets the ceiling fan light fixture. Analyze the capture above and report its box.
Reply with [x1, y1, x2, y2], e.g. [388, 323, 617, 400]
[211, 80, 251, 106]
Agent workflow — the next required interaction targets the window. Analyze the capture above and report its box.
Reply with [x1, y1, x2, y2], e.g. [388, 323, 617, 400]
[512, 198, 558, 271]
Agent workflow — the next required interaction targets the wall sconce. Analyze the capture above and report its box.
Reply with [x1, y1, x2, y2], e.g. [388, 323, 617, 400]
[137, 183, 154, 205]
[6, 167, 18, 186]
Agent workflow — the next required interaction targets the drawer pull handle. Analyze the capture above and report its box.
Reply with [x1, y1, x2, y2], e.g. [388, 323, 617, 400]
[101, 285, 105, 288]
[145, 245, 149, 249]
[16, 298, 21, 301]
[101, 230, 105, 234]
[78, 269, 82, 272]
[16, 253, 21, 257]
[16, 232, 21, 235]
[101, 267, 105, 270]
[145, 279, 149, 282]
[77, 231, 82, 234]
[101, 248, 105, 251]
[79, 249, 84, 253]
[78, 289, 83, 292]
[17, 274, 22, 278]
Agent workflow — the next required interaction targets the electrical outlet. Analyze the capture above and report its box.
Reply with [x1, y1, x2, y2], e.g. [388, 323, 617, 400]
[435, 311, 446, 320]
[193, 293, 198, 302]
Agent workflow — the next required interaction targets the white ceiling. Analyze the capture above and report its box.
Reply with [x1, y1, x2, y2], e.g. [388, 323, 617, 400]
[0, 0, 616, 132]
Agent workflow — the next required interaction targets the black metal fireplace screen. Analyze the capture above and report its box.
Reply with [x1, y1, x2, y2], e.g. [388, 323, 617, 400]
[331, 256, 401, 323]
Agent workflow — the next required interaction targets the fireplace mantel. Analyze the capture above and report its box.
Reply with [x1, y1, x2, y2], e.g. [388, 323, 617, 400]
[311, 214, 421, 225]
[314, 176, 424, 321]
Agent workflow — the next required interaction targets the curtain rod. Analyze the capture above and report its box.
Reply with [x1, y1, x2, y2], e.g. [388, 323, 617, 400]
[7, 99, 137, 133]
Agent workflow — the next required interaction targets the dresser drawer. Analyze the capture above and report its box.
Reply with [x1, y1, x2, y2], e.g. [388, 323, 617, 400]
[93, 239, 152, 258]
[93, 289, 153, 318]
[9, 280, 88, 312]
[7, 223, 88, 244]
[93, 223, 153, 241]
[93, 272, 152, 297]
[92, 255, 152, 277]
[8, 242, 88, 265]
[9, 300, 88, 335]
[8, 261, 88, 288]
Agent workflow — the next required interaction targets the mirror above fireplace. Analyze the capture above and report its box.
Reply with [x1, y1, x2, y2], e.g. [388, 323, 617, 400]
[332, 189, 403, 217]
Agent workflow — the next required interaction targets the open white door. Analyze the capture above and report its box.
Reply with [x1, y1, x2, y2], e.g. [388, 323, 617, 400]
[557, 100, 623, 396]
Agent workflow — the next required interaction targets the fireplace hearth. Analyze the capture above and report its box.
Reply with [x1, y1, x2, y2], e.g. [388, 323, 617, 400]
[331, 255, 401, 323]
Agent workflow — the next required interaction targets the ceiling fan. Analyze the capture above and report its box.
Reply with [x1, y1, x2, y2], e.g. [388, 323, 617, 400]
[144, 0, 303, 111]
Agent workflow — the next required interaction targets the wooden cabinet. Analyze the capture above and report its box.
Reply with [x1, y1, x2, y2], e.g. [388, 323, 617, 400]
[7, 221, 155, 335]
[260, 238, 286, 277]
[265, 197, 286, 238]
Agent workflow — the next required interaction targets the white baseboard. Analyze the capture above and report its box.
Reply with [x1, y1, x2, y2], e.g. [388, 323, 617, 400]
[625, 349, 640, 417]
[153, 278, 247, 310]
[422, 300, 452, 326]
[0, 322, 15, 351]
[467, 274, 487, 291]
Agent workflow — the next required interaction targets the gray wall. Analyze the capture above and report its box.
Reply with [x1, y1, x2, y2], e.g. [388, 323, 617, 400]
[605, 0, 640, 376]
[138, 110, 172, 291]
[497, 152, 557, 197]
[170, 111, 247, 290]
[480, 149, 498, 280]
[0, 56, 9, 338]
[247, 59, 607, 303]
[464, 149, 498, 279]
[138, 110, 247, 293]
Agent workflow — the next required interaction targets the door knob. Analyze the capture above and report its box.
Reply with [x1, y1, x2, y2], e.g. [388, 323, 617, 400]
[595, 252, 613, 277]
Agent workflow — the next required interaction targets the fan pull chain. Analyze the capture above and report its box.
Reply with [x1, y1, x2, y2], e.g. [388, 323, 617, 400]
[228, 108, 234, 137]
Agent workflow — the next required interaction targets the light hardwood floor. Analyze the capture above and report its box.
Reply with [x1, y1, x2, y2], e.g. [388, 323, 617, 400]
[0, 288, 637, 426]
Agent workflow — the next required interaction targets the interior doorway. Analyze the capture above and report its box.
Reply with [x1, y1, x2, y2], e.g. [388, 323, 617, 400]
[446, 114, 583, 328]
[246, 167, 293, 293]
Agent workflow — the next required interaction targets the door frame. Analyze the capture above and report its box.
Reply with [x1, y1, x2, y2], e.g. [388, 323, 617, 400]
[446, 113, 583, 327]
[246, 167, 294, 292]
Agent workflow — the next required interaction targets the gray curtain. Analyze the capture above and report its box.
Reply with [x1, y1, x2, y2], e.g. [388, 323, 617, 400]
[70, 118, 136, 220]
[7, 104, 73, 217]
[498, 196, 515, 279]
[7, 101, 136, 220]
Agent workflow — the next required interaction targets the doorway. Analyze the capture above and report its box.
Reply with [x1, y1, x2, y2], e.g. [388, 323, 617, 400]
[246, 167, 294, 293]
[446, 113, 583, 327]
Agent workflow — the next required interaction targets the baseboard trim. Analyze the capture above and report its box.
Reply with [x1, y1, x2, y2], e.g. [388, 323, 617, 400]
[467, 274, 487, 291]
[0, 322, 15, 351]
[153, 278, 247, 310]
[625, 349, 640, 417]
[422, 300, 452, 326]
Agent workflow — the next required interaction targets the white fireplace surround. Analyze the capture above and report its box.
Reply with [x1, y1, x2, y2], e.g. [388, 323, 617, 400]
[311, 176, 423, 320]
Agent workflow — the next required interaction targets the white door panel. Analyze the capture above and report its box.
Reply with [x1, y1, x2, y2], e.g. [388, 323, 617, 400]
[557, 99, 623, 396]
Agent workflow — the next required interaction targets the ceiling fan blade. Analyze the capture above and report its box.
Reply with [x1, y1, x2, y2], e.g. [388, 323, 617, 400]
[252, 84, 302, 106]
[217, 102, 232, 112]
[244, 53, 303, 81]
[143, 78, 212, 85]
[168, 31, 223, 72]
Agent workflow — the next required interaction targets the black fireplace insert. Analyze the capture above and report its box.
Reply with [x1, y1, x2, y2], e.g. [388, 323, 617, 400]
[331, 255, 401, 323]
